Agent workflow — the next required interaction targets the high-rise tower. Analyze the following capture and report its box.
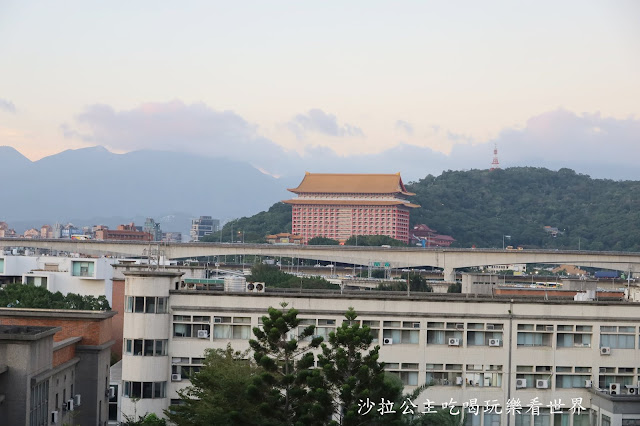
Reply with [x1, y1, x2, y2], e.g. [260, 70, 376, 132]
[490, 143, 500, 170]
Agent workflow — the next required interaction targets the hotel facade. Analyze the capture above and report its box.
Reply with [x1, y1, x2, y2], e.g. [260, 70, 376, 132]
[119, 271, 640, 426]
[283, 173, 419, 244]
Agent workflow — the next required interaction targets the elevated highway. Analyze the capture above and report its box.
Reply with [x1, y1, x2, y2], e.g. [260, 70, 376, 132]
[3, 238, 640, 281]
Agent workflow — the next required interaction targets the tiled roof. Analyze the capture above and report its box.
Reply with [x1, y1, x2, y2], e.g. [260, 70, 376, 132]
[288, 173, 415, 196]
[282, 199, 420, 208]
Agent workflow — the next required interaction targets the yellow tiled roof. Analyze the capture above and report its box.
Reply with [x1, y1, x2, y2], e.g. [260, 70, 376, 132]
[288, 172, 415, 196]
[282, 199, 420, 208]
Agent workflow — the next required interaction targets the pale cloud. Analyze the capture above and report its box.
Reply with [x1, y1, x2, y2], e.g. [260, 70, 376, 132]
[395, 120, 414, 136]
[0, 99, 16, 113]
[62, 100, 296, 174]
[287, 109, 364, 140]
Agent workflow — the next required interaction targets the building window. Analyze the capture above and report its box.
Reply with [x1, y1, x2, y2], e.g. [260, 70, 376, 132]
[212, 316, 251, 339]
[600, 325, 635, 348]
[108, 385, 119, 421]
[123, 381, 166, 399]
[383, 321, 419, 344]
[124, 339, 168, 356]
[426, 364, 463, 386]
[465, 365, 503, 387]
[30, 380, 49, 426]
[173, 315, 211, 338]
[386, 363, 419, 386]
[71, 261, 95, 277]
[125, 296, 169, 314]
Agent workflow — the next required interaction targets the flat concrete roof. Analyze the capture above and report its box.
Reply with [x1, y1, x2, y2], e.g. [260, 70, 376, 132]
[0, 325, 61, 340]
[0, 307, 116, 319]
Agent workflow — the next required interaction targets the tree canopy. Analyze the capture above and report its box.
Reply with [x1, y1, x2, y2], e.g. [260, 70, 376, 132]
[205, 167, 640, 250]
[167, 306, 463, 426]
[249, 263, 339, 290]
[0, 283, 110, 310]
[165, 345, 264, 425]
[308, 236, 340, 245]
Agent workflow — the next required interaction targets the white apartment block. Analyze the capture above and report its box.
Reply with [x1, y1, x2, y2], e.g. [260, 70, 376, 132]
[119, 271, 640, 426]
[0, 255, 116, 305]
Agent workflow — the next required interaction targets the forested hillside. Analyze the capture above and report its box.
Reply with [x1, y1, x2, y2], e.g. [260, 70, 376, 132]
[204, 168, 640, 251]
[407, 167, 640, 251]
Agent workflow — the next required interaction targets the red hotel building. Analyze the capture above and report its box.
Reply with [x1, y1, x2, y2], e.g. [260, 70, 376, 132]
[283, 173, 419, 244]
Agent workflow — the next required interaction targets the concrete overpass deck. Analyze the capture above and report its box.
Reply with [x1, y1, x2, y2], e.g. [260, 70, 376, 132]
[3, 238, 640, 282]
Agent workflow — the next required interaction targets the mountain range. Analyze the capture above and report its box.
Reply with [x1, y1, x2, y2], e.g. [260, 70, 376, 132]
[0, 145, 297, 235]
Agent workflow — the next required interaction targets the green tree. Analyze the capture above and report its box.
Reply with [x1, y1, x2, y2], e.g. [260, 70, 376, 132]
[249, 263, 339, 290]
[121, 413, 167, 425]
[447, 283, 462, 293]
[249, 303, 329, 425]
[308, 236, 340, 245]
[166, 344, 264, 425]
[317, 307, 407, 426]
[345, 235, 406, 247]
[0, 283, 110, 310]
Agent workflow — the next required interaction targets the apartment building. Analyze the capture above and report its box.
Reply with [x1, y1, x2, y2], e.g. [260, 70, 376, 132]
[0, 308, 116, 425]
[0, 255, 116, 305]
[119, 271, 640, 426]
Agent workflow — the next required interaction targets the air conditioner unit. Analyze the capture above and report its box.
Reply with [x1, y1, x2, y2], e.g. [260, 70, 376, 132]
[484, 376, 491, 387]
[383, 338, 393, 345]
[73, 394, 81, 407]
[197, 330, 209, 339]
[585, 380, 593, 388]
[214, 317, 222, 323]
[412, 322, 420, 328]
[489, 339, 501, 347]
[51, 411, 59, 424]
[624, 385, 638, 395]
[600, 346, 611, 355]
[455, 377, 463, 385]
[254, 282, 265, 293]
[448, 338, 460, 346]
[516, 379, 527, 388]
[609, 383, 620, 395]
[171, 373, 182, 382]
[246, 283, 255, 292]
[66, 399, 74, 412]
[456, 323, 464, 329]
[536, 379, 549, 389]
[486, 324, 495, 330]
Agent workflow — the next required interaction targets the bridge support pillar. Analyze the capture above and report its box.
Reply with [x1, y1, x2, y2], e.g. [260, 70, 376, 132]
[443, 267, 456, 283]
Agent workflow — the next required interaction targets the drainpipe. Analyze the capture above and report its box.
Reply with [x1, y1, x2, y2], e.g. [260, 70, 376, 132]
[506, 299, 514, 426]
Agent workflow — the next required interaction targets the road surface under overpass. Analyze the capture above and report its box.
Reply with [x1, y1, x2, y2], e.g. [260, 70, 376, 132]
[3, 238, 640, 282]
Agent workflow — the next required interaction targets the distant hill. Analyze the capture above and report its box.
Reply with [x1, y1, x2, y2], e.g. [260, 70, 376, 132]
[0, 146, 291, 234]
[210, 168, 640, 251]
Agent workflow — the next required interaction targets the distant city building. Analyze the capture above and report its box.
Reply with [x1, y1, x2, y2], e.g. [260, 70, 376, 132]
[190, 216, 219, 242]
[40, 224, 53, 239]
[284, 173, 419, 244]
[60, 223, 82, 239]
[265, 233, 303, 245]
[23, 228, 40, 239]
[0, 222, 16, 238]
[162, 232, 183, 243]
[544, 226, 561, 237]
[408, 224, 455, 247]
[95, 223, 153, 241]
[143, 218, 163, 241]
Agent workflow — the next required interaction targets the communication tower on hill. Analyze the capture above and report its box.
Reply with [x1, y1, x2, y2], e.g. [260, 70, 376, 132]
[490, 143, 500, 170]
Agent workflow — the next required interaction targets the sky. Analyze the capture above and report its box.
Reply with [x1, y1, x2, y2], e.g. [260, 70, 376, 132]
[1, 1, 639, 181]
